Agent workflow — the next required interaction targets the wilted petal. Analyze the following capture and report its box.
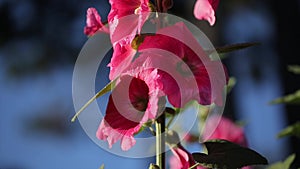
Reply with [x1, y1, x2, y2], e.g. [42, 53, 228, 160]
[162, 0, 173, 12]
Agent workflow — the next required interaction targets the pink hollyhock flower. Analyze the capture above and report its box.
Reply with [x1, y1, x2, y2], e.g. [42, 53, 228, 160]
[97, 66, 165, 151]
[193, 0, 219, 26]
[138, 22, 228, 107]
[169, 144, 250, 169]
[202, 115, 248, 147]
[108, 38, 137, 80]
[108, 0, 152, 44]
[202, 116, 253, 169]
[108, 0, 151, 23]
[107, 0, 152, 80]
[169, 131, 250, 169]
[84, 8, 109, 36]
[170, 144, 205, 169]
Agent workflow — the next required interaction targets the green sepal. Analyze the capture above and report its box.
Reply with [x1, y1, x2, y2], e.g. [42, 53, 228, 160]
[226, 77, 236, 94]
[165, 107, 179, 118]
[135, 120, 155, 135]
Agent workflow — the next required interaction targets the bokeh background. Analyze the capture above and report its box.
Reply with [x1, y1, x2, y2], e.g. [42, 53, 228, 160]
[0, 0, 299, 168]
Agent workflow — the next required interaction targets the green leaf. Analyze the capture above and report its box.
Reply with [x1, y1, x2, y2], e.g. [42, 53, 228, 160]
[214, 42, 260, 54]
[192, 139, 268, 169]
[226, 77, 237, 94]
[99, 164, 105, 169]
[71, 80, 116, 122]
[266, 154, 295, 169]
[270, 90, 300, 105]
[278, 122, 300, 139]
[288, 65, 300, 74]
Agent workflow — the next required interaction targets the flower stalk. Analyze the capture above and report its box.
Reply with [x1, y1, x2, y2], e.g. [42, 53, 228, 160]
[155, 113, 165, 169]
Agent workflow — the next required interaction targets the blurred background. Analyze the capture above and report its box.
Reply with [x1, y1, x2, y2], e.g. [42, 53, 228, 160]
[0, 0, 299, 168]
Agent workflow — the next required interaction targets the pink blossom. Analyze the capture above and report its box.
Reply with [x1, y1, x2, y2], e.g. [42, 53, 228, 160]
[138, 22, 228, 107]
[169, 144, 250, 169]
[108, 0, 152, 44]
[170, 144, 205, 169]
[108, 38, 137, 80]
[97, 66, 165, 151]
[107, 0, 152, 80]
[84, 8, 108, 36]
[170, 115, 250, 169]
[193, 0, 219, 26]
[108, 0, 151, 23]
[202, 115, 248, 147]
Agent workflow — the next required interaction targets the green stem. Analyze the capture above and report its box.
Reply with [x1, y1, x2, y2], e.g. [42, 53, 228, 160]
[148, 126, 156, 136]
[155, 114, 165, 169]
[166, 115, 174, 129]
[188, 163, 200, 169]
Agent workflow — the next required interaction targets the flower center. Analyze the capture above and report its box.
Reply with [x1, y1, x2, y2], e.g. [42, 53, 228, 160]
[128, 77, 150, 112]
[132, 98, 148, 112]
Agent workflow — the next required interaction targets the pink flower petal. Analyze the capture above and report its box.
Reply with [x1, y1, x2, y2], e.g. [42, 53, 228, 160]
[96, 76, 148, 151]
[193, 0, 219, 26]
[202, 115, 248, 147]
[84, 8, 108, 36]
[107, 0, 152, 80]
[108, 39, 136, 80]
[170, 145, 205, 169]
[137, 22, 228, 107]
[108, 0, 151, 43]
[97, 69, 165, 150]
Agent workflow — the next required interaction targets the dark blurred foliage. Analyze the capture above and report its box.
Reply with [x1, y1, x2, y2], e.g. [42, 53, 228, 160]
[0, 0, 110, 78]
[220, 0, 300, 167]
[270, 1, 300, 168]
[26, 103, 73, 136]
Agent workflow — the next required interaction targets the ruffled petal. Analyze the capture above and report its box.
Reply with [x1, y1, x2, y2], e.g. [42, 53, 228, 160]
[96, 76, 148, 151]
[97, 72, 164, 150]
